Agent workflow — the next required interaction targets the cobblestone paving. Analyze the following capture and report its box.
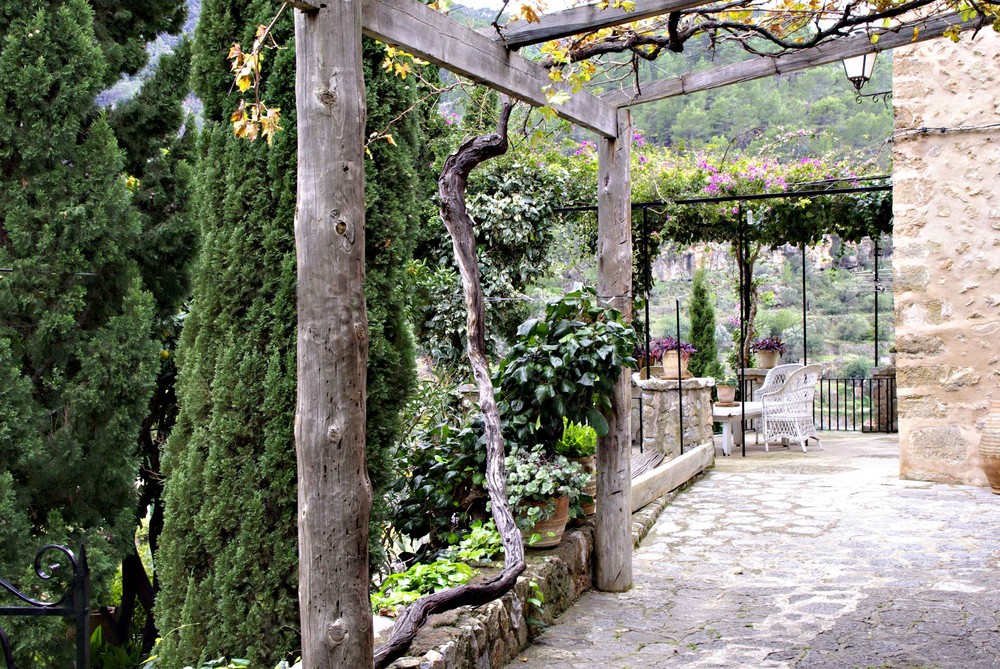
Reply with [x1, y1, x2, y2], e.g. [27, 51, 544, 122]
[506, 433, 1000, 669]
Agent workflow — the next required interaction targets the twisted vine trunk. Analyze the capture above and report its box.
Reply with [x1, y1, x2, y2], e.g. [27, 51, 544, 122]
[373, 98, 525, 669]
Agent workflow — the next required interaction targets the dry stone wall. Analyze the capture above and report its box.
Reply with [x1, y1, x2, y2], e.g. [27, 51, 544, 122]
[892, 32, 1000, 486]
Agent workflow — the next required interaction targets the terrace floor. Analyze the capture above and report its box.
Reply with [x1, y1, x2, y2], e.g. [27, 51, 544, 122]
[505, 432, 1000, 669]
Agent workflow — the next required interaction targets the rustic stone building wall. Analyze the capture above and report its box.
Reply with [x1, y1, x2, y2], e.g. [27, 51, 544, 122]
[630, 375, 715, 456]
[892, 32, 1000, 486]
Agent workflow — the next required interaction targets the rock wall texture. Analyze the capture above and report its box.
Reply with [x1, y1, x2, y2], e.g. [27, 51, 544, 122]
[892, 32, 1000, 486]
[631, 375, 715, 456]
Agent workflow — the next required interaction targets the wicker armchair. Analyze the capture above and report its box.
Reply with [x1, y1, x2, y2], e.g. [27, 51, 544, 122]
[760, 364, 823, 452]
[753, 363, 803, 401]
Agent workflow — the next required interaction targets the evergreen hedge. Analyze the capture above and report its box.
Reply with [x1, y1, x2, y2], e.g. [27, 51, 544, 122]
[155, 1, 428, 664]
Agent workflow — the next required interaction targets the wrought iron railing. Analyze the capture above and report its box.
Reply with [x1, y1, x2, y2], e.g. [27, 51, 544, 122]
[0, 544, 89, 669]
[738, 374, 897, 433]
[815, 376, 897, 432]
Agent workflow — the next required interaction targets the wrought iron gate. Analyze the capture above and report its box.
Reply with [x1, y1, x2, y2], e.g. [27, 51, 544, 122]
[0, 544, 89, 669]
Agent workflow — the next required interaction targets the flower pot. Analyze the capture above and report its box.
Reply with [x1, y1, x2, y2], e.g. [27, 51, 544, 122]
[519, 496, 570, 548]
[660, 350, 692, 379]
[978, 401, 1000, 494]
[717, 384, 736, 403]
[569, 455, 597, 516]
[639, 364, 664, 380]
[757, 350, 779, 369]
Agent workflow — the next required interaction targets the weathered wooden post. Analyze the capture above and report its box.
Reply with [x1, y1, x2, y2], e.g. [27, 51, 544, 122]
[595, 109, 633, 592]
[292, 0, 374, 666]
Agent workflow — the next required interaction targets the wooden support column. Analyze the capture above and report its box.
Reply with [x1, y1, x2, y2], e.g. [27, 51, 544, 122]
[595, 109, 633, 592]
[293, 1, 374, 668]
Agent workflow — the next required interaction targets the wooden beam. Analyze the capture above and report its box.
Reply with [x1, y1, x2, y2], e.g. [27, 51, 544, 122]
[603, 13, 988, 107]
[487, 0, 715, 49]
[361, 0, 618, 137]
[631, 442, 712, 513]
[293, 1, 373, 668]
[595, 109, 633, 593]
[281, 0, 320, 12]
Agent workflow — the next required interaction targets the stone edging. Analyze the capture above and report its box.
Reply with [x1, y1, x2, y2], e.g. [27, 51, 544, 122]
[386, 471, 706, 669]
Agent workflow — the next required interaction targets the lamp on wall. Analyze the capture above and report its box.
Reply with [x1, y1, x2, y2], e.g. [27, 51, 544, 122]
[842, 52, 877, 93]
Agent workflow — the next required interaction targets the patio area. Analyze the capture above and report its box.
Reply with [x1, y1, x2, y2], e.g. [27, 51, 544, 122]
[505, 431, 1000, 668]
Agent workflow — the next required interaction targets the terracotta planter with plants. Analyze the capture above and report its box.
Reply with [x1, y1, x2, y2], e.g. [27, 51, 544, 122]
[717, 384, 737, 403]
[757, 350, 779, 369]
[660, 350, 692, 379]
[978, 401, 1000, 494]
[569, 454, 597, 516]
[518, 496, 570, 548]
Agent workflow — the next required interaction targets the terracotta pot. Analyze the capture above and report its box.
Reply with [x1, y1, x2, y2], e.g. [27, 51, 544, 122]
[757, 350, 779, 369]
[978, 400, 1000, 494]
[519, 496, 570, 548]
[660, 350, 692, 379]
[717, 384, 737, 403]
[569, 455, 597, 516]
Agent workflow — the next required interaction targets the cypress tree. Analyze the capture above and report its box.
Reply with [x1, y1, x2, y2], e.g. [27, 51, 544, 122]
[0, 1, 160, 664]
[688, 266, 725, 380]
[156, 1, 426, 663]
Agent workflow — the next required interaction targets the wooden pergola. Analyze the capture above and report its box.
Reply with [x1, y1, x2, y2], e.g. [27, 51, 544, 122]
[283, 1, 984, 665]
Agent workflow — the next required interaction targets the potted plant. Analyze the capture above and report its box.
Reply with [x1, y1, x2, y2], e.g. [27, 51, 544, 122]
[716, 373, 738, 404]
[554, 420, 597, 516]
[888, 345, 897, 366]
[655, 336, 697, 379]
[505, 444, 589, 548]
[751, 335, 786, 369]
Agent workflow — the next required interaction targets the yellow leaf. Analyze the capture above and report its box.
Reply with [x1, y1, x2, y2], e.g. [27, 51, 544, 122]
[870, 33, 880, 45]
[385, 134, 397, 146]
[546, 89, 571, 106]
[228, 43, 244, 60]
[912, 26, 920, 40]
[236, 69, 254, 92]
[520, 3, 541, 23]
[255, 24, 268, 40]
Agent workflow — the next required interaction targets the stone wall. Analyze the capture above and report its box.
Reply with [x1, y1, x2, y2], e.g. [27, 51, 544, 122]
[892, 32, 1000, 486]
[630, 375, 715, 456]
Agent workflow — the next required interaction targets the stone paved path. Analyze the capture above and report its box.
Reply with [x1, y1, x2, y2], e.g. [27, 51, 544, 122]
[506, 433, 1000, 669]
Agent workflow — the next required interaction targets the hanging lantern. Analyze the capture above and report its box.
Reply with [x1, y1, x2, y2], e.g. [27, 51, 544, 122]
[842, 52, 877, 93]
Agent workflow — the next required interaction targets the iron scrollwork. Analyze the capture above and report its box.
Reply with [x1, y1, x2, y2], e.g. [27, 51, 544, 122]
[0, 544, 89, 669]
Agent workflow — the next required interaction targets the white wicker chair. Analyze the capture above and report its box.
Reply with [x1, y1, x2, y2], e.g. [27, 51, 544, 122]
[760, 364, 823, 452]
[753, 363, 803, 401]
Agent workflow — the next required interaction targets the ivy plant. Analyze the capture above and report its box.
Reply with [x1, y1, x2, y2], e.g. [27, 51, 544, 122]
[371, 559, 476, 616]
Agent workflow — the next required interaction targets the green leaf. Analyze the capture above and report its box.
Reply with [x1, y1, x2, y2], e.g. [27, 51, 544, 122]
[587, 408, 609, 437]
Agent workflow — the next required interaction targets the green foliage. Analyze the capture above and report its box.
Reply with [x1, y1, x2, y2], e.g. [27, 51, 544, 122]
[91, 627, 144, 669]
[839, 356, 874, 379]
[371, 560, 475, 615]
[0, 1, 163, 664]
[687, 267, 724, 380]
[496, 287, 638, 450]
[156, 5, 430, 665]
[442, 520, 504, 564]
[411, 146, 593, 365]
[628, 48, 893, 160]
[391, 421, 488, 556]
[505, 445, 588, 531]
[554, 420, 597, 458]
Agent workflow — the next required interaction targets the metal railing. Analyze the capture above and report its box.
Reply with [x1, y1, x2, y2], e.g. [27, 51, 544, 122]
[815, 376, 897, 432]
[0, 545, 89, 669]
[738, 374, 897, 433]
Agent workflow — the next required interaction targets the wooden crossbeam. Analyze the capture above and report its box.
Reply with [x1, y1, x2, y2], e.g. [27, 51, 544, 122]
[602, 13, 988, 108]
[487, 0, 715, 49]
[360, 0, 618, 137]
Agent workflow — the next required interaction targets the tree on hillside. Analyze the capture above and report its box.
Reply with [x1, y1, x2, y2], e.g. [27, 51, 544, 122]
[688, 266, 724, 380]
[155, 3, 431, 664]
[104, 40, 199, 651]
[0, 1, 160, 664]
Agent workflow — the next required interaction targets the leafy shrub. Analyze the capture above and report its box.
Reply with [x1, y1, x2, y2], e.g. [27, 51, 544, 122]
[391, 420, 488, 557]
[505, 445, 588, 530]
[839, 356, 873, 379]
[496, 287, 637, 450]
[371, 560, 475, 615]
[441, 519, 503, 564]
[554, 420, 597, 458]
